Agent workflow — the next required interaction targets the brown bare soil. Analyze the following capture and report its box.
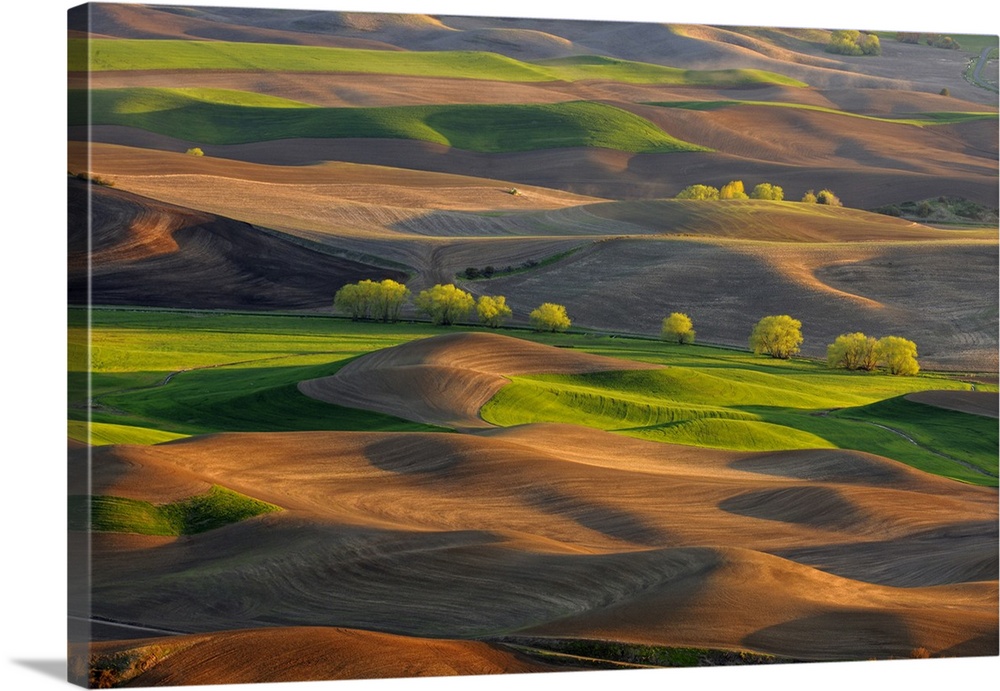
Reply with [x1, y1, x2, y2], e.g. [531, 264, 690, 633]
[67, 177, 408, 309]
[299, 331, 660, 429]
[67, 3, 404, 49]
[72, 422, 996, 666]
[904, 391, 999, 418]
[468, 237, 999, 371]
[74, 627, 564, 685]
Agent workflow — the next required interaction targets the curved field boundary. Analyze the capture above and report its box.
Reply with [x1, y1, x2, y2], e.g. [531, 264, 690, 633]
[905, 390, 998, 418]
[71, 89, 708, 152]
[647, 100, 998, 127]
[298, 331, 661, 431]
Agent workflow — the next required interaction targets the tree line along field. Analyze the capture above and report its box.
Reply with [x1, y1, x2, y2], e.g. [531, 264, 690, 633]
[69, 307, 998, 487]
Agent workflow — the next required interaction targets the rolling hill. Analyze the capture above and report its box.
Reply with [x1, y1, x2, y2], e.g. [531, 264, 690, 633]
[66, 5, 999, 686]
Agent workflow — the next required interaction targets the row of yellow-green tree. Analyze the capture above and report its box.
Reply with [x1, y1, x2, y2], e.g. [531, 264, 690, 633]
[675, 181, 842, 206]
[663, 312, 919, 375]
[334, 279, 572, 332]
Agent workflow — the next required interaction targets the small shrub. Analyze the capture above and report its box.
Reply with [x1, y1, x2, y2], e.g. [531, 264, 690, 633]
[801, 190, 818, 204]
[77, 172, 115, 187]
[464, 267, 481, 279]
[185, 147, 205, 156]
[940, 87, 950, 97]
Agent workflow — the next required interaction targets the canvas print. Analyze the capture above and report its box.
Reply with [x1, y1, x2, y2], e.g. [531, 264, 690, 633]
[67, 1, 999, 687]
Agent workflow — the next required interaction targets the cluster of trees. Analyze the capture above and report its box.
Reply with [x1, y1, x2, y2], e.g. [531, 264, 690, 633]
[676, 181, 784, 201]
[896, 32, 962, 50]
[334, 279, 411, 322]
[827, 333, 920, 375]
[826, 29, 881, 56]
[334, 280, 571, 332]
[675, 182, 842, 206]
[801, 189, 842, 206]
[463, 259, 539, 280]
[748, 314, 920, 375]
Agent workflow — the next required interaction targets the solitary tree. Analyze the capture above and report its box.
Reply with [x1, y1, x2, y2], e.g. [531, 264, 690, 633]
[476, 295, 513, 328]
[750, 183, 784, 201]
[415, 284, 475, 325]
[719, 180, 749, 200]
[661, 312, 696, 344]
[876, 336, 920, 375]
[676, 184, 720, 200]
[185, 147, 205, 156]
[371, 279, 410, 322]
[749, 315, 803, 359]
[827, 332, 879, 371]
[529, 303, 571, 332]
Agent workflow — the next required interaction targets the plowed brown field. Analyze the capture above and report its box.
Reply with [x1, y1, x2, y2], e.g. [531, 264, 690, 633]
[71, 416, 996, 682]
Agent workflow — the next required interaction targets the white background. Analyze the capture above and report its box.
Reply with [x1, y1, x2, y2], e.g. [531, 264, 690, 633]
[2, 1, 997, 689]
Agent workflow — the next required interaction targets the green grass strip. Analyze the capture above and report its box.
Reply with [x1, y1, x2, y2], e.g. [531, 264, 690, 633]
[832, 395, 999, 478]
[481, 365, 995, 485]
[69, 309, 454, 438]
[648, 100, 998, 126]
[69, 38, 807, 87]
[67, 420, 189, 446]
[68, 485, 281, 536]
[70, 88, 709, 152]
